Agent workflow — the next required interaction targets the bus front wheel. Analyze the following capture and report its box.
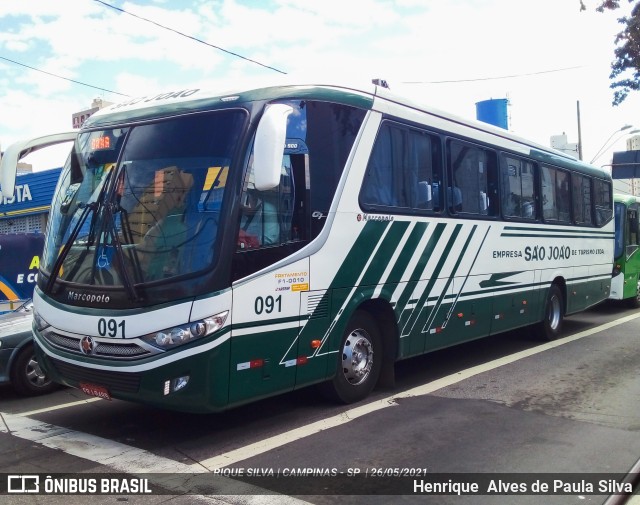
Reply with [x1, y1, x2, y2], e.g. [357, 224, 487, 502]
[323, 311, 382, 404]
[538, 284, 564, 341]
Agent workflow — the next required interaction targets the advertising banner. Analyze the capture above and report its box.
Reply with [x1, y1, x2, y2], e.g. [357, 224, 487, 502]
[0, 233, 44, 301]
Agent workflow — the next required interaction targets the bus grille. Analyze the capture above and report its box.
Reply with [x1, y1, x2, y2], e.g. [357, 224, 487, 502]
[44, 332, 152, 359]
[50, 357, 141, 393]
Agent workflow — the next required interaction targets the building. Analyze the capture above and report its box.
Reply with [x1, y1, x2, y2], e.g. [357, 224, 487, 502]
[72, 97, 112, 129]
[627, 134, 640, 151]
[550, 133, 579, 160]
[0, 168, 61, 234]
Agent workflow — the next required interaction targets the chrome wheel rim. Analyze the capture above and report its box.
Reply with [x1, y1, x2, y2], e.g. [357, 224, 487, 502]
[26, 356, 50, 388]
[341, 329, 374, 386]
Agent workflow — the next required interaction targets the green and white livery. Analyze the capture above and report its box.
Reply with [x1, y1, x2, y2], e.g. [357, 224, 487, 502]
[610, 193, 640, 306]
[0, 80, 614, 412]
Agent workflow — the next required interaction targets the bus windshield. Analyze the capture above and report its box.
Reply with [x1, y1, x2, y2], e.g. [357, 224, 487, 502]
[42, 110, 246, 289]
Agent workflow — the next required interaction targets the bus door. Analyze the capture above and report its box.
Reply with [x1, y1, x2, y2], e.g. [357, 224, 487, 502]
[229, 143, 313, 404]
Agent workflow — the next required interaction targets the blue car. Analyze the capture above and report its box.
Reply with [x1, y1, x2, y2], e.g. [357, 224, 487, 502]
[0, 300, 57, 395]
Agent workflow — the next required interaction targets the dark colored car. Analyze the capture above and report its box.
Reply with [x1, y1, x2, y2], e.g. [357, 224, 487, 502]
[0, 300, 57, 395]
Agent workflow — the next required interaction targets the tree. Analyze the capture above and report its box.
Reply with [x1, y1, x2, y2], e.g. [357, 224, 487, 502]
[581, 0, 640, 105]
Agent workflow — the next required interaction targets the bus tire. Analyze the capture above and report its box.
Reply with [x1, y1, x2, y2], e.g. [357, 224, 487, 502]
[323, 311, 382, 404]
[537, 284, 564, 341]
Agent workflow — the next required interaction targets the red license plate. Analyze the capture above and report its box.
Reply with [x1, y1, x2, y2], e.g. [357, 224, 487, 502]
[79, 382, 111, 400]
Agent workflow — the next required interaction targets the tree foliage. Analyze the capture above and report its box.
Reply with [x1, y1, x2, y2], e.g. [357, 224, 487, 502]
[581, 0, 640, 105]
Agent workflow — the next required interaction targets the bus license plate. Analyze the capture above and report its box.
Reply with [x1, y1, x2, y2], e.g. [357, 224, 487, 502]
[79, 382, 111, 400]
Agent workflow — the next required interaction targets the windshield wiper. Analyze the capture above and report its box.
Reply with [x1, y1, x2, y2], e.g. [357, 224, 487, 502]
[44, 201, 97, 295]
[44, 168, 114, 295]
[101, 201, 140, 301]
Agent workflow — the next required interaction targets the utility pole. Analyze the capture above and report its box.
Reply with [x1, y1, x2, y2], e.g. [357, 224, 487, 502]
[576, 100, 583, 161]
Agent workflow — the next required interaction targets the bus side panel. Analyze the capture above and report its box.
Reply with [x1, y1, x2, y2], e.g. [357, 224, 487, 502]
[622, 248, 640, 299]
[442, 275, 492, 343]
[227, 260, 309, 405]
[489, 270, 537, 334]
[622, 269, 639, 300]
[566, 265, 610, 314]
[587, 264, 612, 307]
[567, 265, 590, 314]
[420, 278, 454, 354]
[395, 279, 429, 357]
[294, 289, 334, 389]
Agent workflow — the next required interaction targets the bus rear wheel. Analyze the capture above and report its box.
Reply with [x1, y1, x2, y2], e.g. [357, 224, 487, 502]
[537, 284, 564, 341]
[323, 311, 382, 404]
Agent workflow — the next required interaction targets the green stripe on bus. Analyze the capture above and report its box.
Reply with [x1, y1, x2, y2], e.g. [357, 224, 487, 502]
[403, 224, 464, 336]
[395, 223, 447, 328]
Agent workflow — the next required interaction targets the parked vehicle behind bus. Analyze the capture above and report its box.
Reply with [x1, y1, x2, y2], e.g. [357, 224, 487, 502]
[0, 299, 58, 395]
[0, 80, 615, 413]
[610, 193, 640, 306]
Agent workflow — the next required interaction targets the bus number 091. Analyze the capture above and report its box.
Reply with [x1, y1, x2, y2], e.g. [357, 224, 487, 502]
[98, 318, 126, 338]
[254, 295, 282, 315]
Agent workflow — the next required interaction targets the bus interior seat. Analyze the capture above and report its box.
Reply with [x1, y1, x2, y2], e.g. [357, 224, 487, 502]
[448, 186, 463, 211]
[417, 181, 433, 209]
[479, 191, 488, 214]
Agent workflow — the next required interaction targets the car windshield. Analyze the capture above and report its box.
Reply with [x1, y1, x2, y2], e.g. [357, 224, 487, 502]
[41, 110, 246, 289]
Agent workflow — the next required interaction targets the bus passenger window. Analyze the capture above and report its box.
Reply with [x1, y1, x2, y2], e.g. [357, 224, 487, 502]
[594, 179, 613, 226]
[541, 165, 571, 223]
[501, 156, 537, 220]
[447, 140, 497, 216]
[628, 208, 639, 248]
[572, 174, 593, 225]
[360, 121, 442, 213]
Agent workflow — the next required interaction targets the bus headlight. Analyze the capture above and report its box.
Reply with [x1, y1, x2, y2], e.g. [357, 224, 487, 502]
[32, 308, 51, 332]
[141, 311, 228, 350]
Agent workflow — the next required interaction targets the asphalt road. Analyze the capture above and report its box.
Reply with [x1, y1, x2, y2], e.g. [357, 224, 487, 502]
[1, 300, 639, 505]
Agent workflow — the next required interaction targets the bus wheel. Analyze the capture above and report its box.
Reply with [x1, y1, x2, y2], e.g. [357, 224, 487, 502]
[538, 284, 564, 341]
[325, 311, 382, 404]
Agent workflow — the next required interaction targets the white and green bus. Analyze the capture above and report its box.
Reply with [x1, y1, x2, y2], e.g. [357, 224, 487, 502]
[610, 193, 640, 306]
[0, 81, 614, 413]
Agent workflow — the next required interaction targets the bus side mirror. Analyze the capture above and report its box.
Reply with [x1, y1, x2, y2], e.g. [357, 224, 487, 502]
[0, 131, 76, 199]
[253, 104, 293, 191]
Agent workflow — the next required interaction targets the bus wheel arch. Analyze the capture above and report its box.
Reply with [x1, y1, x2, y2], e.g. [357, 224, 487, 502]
[322, 299, 397, 403]
[359, 299, 397, 389]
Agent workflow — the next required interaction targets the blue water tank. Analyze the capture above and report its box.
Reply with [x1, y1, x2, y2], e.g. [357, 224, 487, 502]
[475, 98, 509, 130]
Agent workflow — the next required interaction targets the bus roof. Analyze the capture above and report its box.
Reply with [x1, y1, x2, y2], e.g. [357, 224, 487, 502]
[614, 193, 640, 204]
[84, 78, 609, 179]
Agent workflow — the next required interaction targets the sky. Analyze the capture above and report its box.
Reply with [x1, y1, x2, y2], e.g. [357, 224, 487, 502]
[1, 0, 639, 172]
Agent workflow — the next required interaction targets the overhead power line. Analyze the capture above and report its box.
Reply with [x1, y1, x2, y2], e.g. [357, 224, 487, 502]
[0, 55, 130, 96]
[402, 65, 586, 84]
[93, 0, 287, 75]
